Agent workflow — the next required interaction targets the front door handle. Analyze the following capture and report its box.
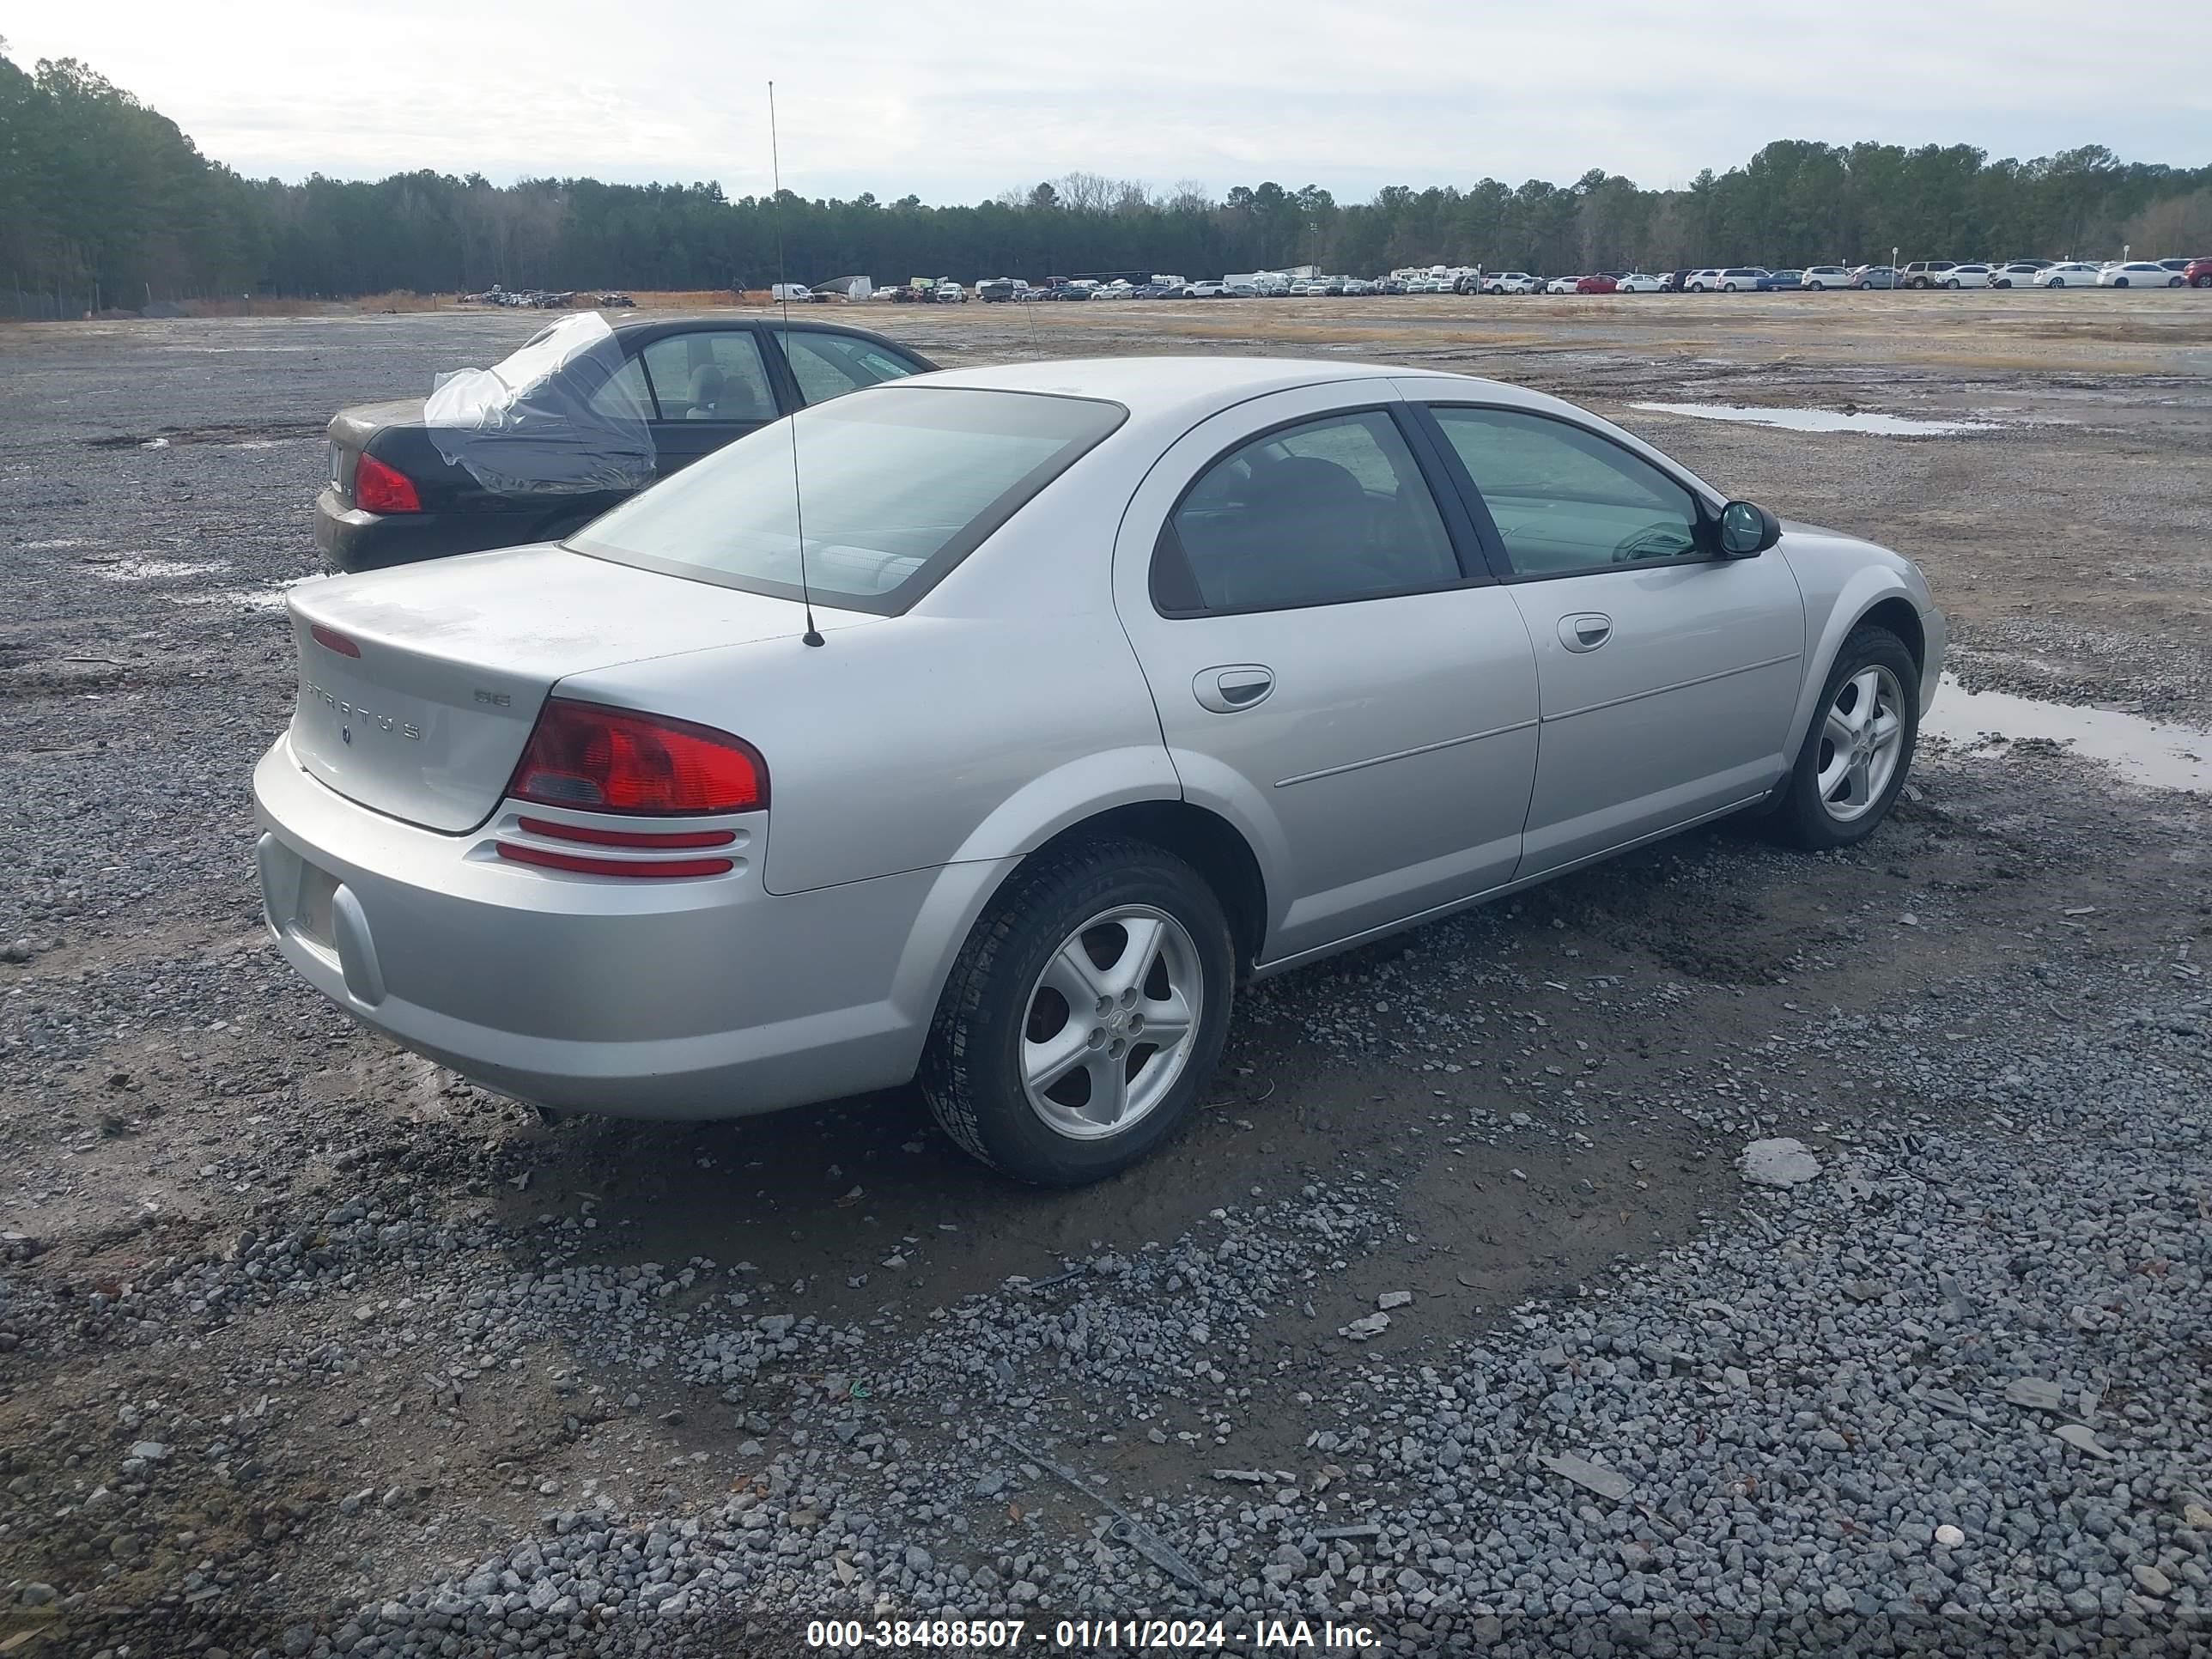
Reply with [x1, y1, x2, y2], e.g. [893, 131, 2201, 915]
[1194, 665, 1274, 713]
[1559, 613, 1613, 653]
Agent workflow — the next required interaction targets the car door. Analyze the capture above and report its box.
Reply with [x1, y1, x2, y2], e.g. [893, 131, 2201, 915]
[1410, 396, 1805, 878]
[1111, 387, 1540, 965]
[635, 328, 781, 473]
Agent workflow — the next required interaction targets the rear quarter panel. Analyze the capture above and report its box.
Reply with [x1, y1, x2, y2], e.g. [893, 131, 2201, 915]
[554, 432, 1186, 898]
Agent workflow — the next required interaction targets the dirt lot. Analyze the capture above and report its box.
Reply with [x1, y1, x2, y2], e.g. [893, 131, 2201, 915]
[1, 295, 2209, 1658]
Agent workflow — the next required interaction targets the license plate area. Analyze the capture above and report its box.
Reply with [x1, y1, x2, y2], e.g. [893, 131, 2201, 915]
[295, 862, 339, 952]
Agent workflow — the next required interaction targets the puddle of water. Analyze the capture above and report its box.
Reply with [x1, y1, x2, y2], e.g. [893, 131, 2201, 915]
[88, 558, 230, 582]
[1631, 402, 1999, 436]
[22, 538, 96, 550]
[1923, 673, 2211, 793]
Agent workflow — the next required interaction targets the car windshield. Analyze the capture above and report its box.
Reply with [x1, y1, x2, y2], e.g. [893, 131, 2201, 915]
[568, 387, 1126, 613]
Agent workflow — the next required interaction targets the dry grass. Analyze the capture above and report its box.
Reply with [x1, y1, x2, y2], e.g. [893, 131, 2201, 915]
[177, 295, 342, 318]
[349, 290, 452, 313]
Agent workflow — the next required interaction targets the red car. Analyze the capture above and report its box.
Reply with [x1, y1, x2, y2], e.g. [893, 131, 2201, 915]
[1575, 274, 1619, 295]
[2186, 258, 2212, 289]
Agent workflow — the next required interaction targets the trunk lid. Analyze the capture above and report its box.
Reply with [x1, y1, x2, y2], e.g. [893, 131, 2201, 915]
[284, 545, 861, 832]
[325, 400, 423, 504]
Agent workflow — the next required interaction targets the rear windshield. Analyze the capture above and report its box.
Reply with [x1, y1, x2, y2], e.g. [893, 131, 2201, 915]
[568, 387, 1125, 612]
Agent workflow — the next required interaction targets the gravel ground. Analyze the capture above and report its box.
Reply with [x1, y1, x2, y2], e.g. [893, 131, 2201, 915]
[1, 307, 2208, 1658]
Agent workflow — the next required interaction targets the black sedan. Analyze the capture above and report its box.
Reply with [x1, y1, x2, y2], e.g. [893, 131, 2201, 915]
[315, 315, 936, 573]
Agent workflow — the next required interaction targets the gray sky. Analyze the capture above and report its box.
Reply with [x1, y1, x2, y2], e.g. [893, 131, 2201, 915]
[10, 2, 2207, 201]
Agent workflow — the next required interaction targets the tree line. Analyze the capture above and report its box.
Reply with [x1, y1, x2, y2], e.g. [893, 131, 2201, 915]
[5, 43, 2209, 316]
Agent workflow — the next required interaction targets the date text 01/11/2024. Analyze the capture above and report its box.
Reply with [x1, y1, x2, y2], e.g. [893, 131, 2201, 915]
[803, 1618, 1382, 1650]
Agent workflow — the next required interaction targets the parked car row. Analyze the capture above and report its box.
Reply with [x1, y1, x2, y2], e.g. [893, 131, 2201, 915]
[893, 258, 2212, 303]
[1882, 258, 2205, 289]
[458, 288, 639, 310]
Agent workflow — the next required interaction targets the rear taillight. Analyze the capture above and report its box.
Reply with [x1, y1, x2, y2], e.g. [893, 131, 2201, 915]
[495, 843, 734, 879]
[507, 699, 766, 816]
[353, 453, 421, 514]
[309, 623, 361, 658]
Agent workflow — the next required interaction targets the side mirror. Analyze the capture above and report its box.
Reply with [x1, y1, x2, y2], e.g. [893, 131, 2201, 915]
[1718, 500, 1781, 557]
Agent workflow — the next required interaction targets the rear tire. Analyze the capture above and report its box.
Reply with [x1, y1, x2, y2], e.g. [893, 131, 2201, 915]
[1770, 626, 1920, 852]
[2196, 275, 2212, 289]
[921, 838, 1236, 1186]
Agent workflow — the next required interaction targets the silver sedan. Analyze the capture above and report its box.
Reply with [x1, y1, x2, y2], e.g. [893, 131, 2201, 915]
[253, 358, 1945, 1185]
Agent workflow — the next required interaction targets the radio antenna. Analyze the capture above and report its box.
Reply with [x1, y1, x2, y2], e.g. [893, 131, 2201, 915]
[769, 81, 823, 647]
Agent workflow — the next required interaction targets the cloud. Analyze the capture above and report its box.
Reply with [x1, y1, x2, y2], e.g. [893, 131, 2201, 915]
[9, 0, 2207, 200]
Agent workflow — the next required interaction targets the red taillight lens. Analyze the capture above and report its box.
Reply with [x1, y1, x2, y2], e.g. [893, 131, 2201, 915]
[309, 623, 362, 658]
[507, 700, 766, 816]
[495, 843, 733, 879]
[353, 453, 421, 514]
[516, 816, 735, 849]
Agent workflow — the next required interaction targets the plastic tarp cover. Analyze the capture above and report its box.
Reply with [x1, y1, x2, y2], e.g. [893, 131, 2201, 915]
[424, 311, 656, 495]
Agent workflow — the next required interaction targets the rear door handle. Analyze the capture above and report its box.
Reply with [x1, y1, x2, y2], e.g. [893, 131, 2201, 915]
[1559, 613, 1613, 653]
[1194, 665, 1274, 713]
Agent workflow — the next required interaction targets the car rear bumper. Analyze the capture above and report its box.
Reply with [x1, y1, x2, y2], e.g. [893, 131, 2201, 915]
[252, 735, 1000, 1119]
[316, 486, 510, 573]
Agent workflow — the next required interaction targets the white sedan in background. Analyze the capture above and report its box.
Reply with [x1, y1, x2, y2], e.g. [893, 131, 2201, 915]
[1482, 272, 1540, 295]
[2098, 261, 2180, 288]
[1799, 266, 1854, 290]
[2033, 263, 2100, 288]
[1613, 272, 1664, 293]
[1937, 264, 1994, 289]
[1545, 276, 1583, 295]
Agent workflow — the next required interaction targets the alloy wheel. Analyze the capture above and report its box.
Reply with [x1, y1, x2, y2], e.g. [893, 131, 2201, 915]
[1020, 905, 1203, 1140]
[1815, 665, 1906, 823]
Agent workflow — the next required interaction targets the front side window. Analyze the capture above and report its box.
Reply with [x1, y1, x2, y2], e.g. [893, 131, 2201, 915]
[1429, 406, 1704, 579]
[569, 388, 1123, 612]
[1157, 410, 1460, 614]
[640, 331, 777, 422]
[779, 330, 927, 405]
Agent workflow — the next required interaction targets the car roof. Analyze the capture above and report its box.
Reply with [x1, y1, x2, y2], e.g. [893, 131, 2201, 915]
[908, 356, 1472, 419]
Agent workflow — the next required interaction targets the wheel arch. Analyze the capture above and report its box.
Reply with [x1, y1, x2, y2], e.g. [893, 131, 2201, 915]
[1018, 800, 1270, 976]
[1781, 574, 1931, 765]
[892, 790, 1272, 1080]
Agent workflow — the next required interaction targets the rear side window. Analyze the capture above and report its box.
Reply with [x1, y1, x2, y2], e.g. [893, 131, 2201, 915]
[1430, 406, 1702, 579]
[778, 330, 927, 405]
[587, 356, 653, 421]
[1156, 410, 1460, 614]
[640, 332, 777, 422]
[570, 387, 1124, 613]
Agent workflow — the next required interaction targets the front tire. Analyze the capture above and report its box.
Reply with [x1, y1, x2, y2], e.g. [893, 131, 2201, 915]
[921, 838, 1236, 1186]
[2048, 277, 2064, 288]
[1771, 627, 1920, 851]
[1943, 278, 1960, 289]
[2196, 275, 2212, 289]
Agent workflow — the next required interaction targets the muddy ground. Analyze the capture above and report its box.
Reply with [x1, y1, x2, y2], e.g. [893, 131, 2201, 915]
[0, 295, 2208, 1656]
